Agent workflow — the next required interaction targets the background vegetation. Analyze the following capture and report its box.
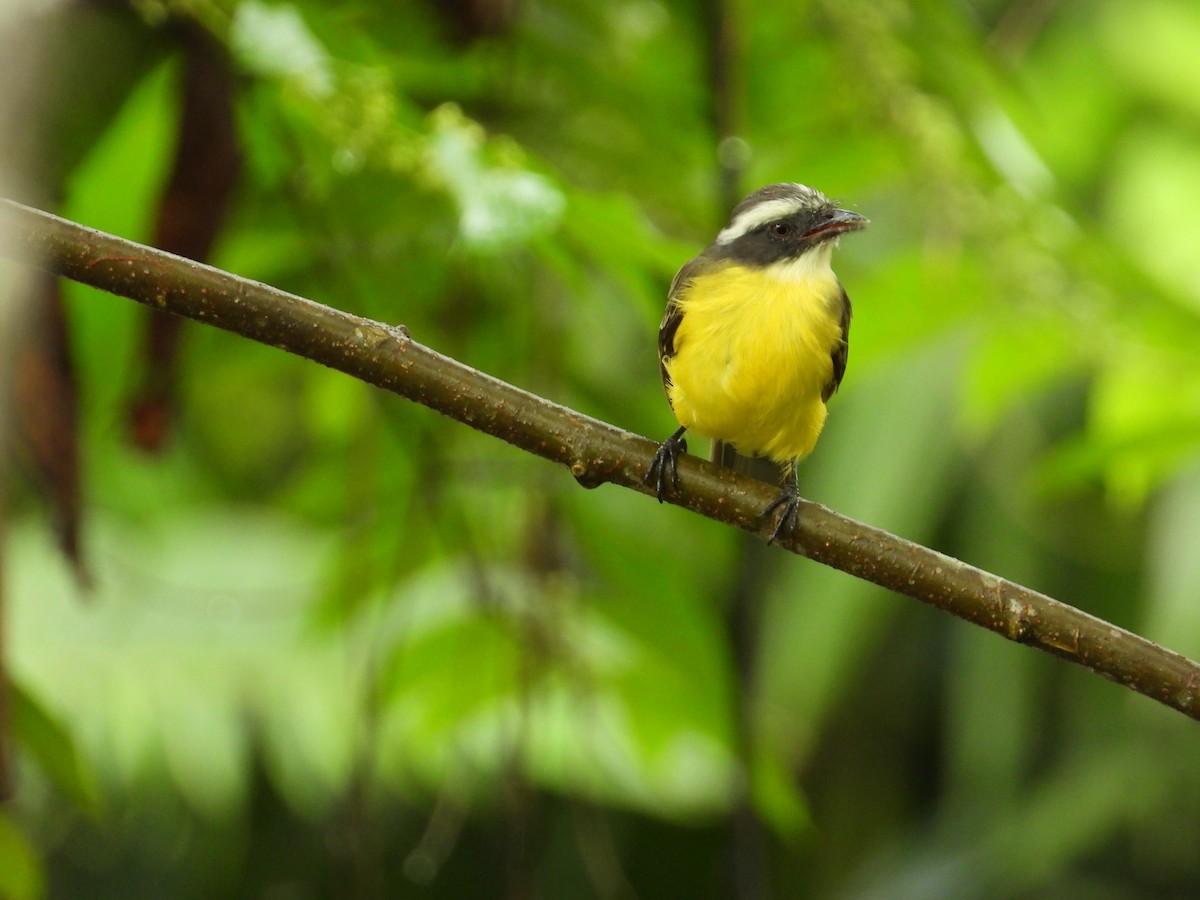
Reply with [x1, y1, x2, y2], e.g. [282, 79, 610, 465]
[3, 0, 1200, 897]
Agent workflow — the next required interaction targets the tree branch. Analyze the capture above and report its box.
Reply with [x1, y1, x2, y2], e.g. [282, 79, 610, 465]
[3, 198, 1199, 721]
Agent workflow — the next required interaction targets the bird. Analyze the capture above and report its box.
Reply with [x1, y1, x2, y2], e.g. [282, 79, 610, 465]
[644, 182, 867, 543]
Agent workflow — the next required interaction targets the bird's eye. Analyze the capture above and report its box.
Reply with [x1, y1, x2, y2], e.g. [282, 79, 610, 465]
[771, 222, 791, 237]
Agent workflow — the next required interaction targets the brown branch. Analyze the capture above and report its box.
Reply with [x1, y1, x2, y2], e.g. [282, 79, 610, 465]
[3, 198, 1199, 721]
[128, 20, 241, 452]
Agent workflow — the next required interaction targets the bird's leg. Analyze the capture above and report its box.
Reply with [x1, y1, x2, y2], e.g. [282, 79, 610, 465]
[645, 426, 688, 503]
[761, 464, 801, 544]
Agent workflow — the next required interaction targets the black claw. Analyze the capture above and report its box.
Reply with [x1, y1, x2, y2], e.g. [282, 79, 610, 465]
[762, 482, 802, 544]
[645, 426, 688, 502]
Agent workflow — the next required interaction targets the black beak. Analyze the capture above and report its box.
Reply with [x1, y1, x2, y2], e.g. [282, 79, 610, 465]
[802, 208, 869, 242]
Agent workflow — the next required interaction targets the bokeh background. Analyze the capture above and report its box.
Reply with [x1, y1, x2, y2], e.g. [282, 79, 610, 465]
[3, 0, 1200, 897]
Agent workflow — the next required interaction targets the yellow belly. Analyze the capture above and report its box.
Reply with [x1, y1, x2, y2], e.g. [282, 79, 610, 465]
[665, 264, 844, 464]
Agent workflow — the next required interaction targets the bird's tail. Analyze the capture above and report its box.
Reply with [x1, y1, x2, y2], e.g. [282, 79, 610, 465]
[711, 439, 787, 486]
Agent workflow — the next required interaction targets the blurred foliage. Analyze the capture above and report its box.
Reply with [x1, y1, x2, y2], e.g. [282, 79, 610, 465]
[3, 0, 1200, 897]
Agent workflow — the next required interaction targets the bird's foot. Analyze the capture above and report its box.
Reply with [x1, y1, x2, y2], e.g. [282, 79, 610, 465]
[762, 482, 802, 545]
[645, 426, 688, 503]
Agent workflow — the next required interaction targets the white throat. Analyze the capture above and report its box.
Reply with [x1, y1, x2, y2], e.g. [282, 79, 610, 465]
[760, 241, 837, 284]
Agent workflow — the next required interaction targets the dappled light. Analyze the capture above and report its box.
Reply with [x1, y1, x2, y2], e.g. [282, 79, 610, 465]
[3, 0, 1200, 898]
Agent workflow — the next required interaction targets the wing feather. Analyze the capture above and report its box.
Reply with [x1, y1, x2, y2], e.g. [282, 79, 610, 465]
[657, 256, 709, 398]
[822, 284, 852, 402]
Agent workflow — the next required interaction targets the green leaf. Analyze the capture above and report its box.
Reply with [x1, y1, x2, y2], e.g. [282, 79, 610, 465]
[230, 0, 334, 97]
[0, 813, 43, 900]
[1037, 355, 1200, 502]
[748, 741, 811, 838]
[12, 680, 102, 816]
[424, 104, 565, 251]
[1101, 0, 1200, 119]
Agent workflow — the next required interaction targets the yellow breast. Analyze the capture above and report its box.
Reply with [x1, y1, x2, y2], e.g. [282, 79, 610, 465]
[664, 261, 845, 464]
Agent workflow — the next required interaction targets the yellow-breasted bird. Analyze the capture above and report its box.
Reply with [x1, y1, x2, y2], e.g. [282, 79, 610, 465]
[645, 182, 868, 542]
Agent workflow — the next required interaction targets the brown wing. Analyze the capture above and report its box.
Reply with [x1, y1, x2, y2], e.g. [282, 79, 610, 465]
[657, 255, 708, 400]
[822, 284, 852, 402]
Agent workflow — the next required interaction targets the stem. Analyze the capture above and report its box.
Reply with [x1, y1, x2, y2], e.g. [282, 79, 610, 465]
[3, 198, 1200, 722]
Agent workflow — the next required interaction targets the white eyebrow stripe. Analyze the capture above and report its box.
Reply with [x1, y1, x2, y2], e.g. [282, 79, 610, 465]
[715, 197, 805, 244]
